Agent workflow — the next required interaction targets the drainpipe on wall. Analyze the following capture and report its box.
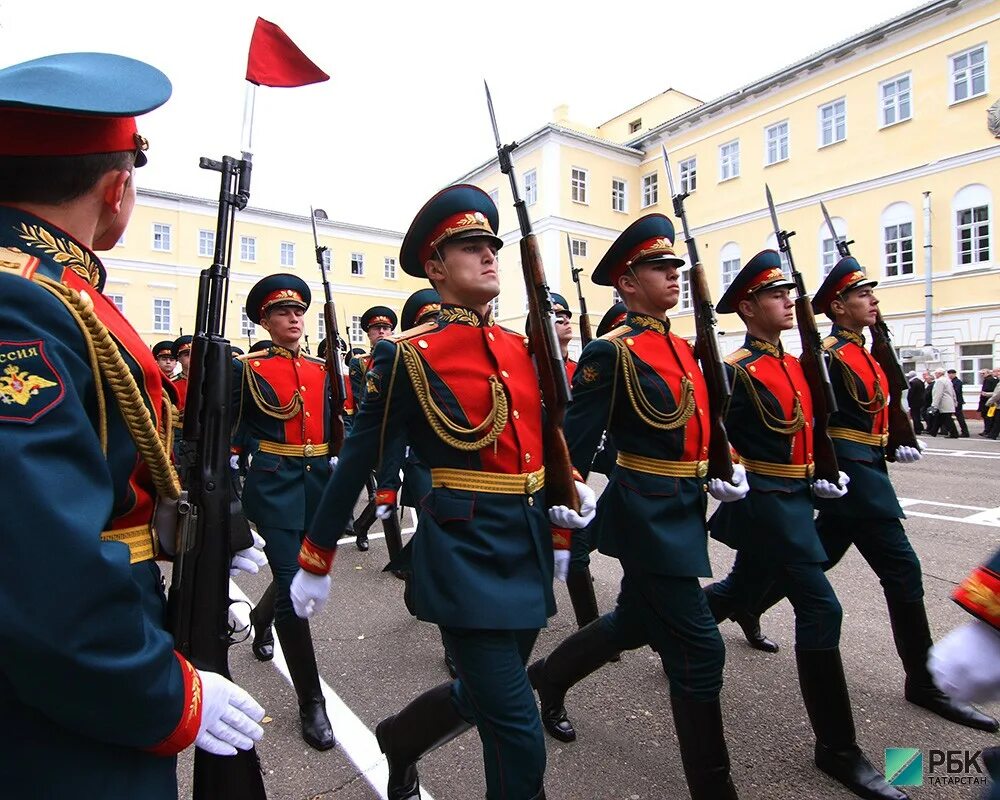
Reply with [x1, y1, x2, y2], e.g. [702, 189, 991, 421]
[923, 191, 933, 348]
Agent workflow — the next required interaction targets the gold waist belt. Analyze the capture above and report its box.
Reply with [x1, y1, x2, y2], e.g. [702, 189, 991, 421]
[616, 451, 708, 478]
[738, 457, 814, 479]
[258, 440, 330, 457]
[828, 427, 888, 447]
[430, 467, 545, 495]
[100, 524, 157, 564]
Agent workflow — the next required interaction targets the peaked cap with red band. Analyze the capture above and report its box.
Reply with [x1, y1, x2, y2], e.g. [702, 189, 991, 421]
[596, 302, 628, 337]
[360, 305, 397, 331]
[400, 184, 503, 278]
[0, 53, 171, 167]
[811, 256, 878, 315]
[592, 213, 686, 287]
[716, 249, 796, 314]
[171, 335, 192, 358]
[401, 288, 442, 330]
[246, 273, 311, 324]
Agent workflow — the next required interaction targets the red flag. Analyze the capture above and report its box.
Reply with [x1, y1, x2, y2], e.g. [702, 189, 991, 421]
[245, 18, 329, 88]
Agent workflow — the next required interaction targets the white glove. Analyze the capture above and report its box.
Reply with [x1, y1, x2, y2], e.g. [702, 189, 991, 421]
[229, 531, 267, 577]
[895, 445, 923, 463]
[290, 568, 331, 619]
[708, 463, 749, 503]
[548, 480, 597, 529]
[813, 471, 851, 500]
[553, 549, 570, 582]
[229, 455, 240, 470]
[328, 455, 339, 470]
[194, 670, 265, 756]
[375, 504, 394, 520]
[929, 620, 1000, 703]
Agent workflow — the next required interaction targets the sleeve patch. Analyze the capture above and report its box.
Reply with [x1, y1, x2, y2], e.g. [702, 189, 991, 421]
[580, 364, 600, 384]
[0, 340, 65, 423]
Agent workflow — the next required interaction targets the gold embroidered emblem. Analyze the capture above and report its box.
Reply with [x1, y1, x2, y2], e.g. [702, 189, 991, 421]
[439, 306, 483, 327]
[0, 363, 59, 406]
[630, 314, 667, 335]
[18, 223, 101, 287]
[581, 364, 600, 384]
[366, 371, 381, 397]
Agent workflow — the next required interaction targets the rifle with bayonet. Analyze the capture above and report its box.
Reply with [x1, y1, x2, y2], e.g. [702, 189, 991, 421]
[765, 186, 840, 483]
[662, 145, 733, 482]
[819, 201, 918, 459]
[485, 82, 579, 511]
[567, 234, 593, 347]
[168, 151, 266, 799]
[311, 207, 347, 456]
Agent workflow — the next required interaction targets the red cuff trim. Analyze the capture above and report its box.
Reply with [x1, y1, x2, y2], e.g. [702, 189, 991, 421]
[551, 527, 571, 550]
[571, 468, 584, 483]
[953, 566, 1000, 630]
[375, 489, 397, 506]
[231, 445, 243, 455]
[146, 653, 202, 756]
[299, 537, 336, 575]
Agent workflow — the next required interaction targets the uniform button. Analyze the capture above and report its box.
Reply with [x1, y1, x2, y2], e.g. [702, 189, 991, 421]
[625, 338, 635, 347]
[688, 371, 693, 377]
[513, 410, 520, 419]
[501, 370, 510, 378]
[301, 385, 307, 391]
[488, 332, 495, 341]
[527, 496, 535, 506]
[253, 360, 261, 366]
[796, 390, 802, 396]
[749, 365, 757, 373]
[418, 340, 428, 349]
[295, 361, 301, 367]
[523, 337, 529, 347]
[305, 411, 311, 418]
[306, 439, 313, 444]
[306, 465, 312, 472]
[699, 408, 704, 415]
[525, 453, 532, 463]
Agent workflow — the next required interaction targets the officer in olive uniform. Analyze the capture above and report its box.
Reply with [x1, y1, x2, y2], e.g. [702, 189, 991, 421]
[706, 252, 904, 800]
[152, 340, 176, 379]
[231, 273, 336, 751]
[290, 184, 594, 800]
[528, 215, 748, 800]
[746, 258, 997, 734]
[0, 52, 262, 798]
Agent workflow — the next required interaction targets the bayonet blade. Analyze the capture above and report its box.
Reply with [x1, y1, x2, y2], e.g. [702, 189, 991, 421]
[820, 200, 838, 244]
[484, 80, 502, 150]
[764, 184, 782, 240]
[661, 145, 678, 197]
[566, 233, 576, 270]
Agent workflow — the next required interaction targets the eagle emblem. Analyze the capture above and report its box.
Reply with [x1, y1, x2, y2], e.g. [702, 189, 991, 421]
[0, 340, 65, 424]
[0, 363, 58, 406]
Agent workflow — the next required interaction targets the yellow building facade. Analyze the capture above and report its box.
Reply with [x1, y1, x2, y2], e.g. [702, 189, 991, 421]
[109, 189, 421, 353]
[459, 0, 999, 391]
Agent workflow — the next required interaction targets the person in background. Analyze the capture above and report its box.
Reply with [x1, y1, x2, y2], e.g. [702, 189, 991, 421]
[948, 369, 969, 437]
[928, 368, 958, 439]
[906, 370, 925, 434]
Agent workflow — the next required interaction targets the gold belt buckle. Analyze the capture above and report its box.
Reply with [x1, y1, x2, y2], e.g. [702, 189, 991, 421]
[524, 471, 540, 495]
[304, 443, 315, 456]
[879, 433, 889, 447]
[806, 463, 816, 478]
[696, 461, 708, 478]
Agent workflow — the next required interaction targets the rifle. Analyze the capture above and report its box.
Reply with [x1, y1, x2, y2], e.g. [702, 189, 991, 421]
[819, 201, 918, 459]
[485, 82, 579, 511]
[662, 146, 733, 481]
[765, 186, 840, 482]
[311, 208, 347, 455]
[168, 151, 266, 799]
[567, 234, 593, 347]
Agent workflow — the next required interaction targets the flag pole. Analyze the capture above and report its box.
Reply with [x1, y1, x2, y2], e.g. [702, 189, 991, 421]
[240, 83, 257, 153]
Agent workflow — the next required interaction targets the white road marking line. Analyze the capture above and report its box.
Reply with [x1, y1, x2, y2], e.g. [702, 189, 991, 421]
[229, 580, 437, 800]
[921, 447, 1000, 459]
[897, 497, 1000, 527]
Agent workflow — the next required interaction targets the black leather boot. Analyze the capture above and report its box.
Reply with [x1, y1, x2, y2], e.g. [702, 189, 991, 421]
[887, 598, 998, 732]
[276, 616, 336, 751]
[354, 498, 376, 541]
[566, 569, 600, 628]
[383, 507, 404, 563]
[669, 694, 739, 800]
[704, 583, 779, 654]
[528, 620, 620, 742]
[250, 582, 276, 662]
[375, 682, 472, 800]
[796, 648, 908, 799]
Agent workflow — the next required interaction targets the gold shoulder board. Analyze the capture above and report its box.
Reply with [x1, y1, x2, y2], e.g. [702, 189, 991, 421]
[238, 349, 270, 361]
[391, 320, 438, 343]
[724, 348, 752, 365]
[822, 335, 838, 350]
[599, 324, 631, 341]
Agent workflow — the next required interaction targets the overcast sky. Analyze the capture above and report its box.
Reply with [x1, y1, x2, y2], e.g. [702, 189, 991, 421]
[1, 0, 921, 231]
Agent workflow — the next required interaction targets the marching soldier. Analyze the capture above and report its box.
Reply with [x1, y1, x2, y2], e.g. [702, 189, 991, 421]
[171, 333, 192, 411]
[528, 215, 748, 800]
[152, 340, 176, 379]
[232, 273, 336, 751]
[705, 252, 903, 799]
[742, 257, 998, 733]
[290, 184, 594, 800]
[0, 52, 263, 797]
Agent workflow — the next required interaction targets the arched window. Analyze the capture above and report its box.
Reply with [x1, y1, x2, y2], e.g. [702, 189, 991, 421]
[764, 234, 792, 276]
[880, 202, 915, 278]
[720, 242, 741, 290]
[953, 184, 992, 267]
[818, 217, 847, 276]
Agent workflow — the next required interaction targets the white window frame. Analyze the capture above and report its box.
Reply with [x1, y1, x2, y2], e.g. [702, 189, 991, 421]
[350, 252, 365, 276]
[818, 98, 847, 147]
[153, 298, 172, 332]
[350, 315, 364, 345]
[628, 118, 642, 134]
[240, 307, 255, 337]
[764, 121, 789, 166]
[317, 314, 326, 341]
[881, 202, 915, 279]
[720, 243, 741, 291]
[679, 157, 697, 194]
[152, 223, 172, 252]
[641, 172, 658, 208]
[953, 184, 992, 269]
[679, 270, 692, 311]
[611, 178, 627, 213]
[950, 44, 988, 105]
[384, 256, 398, 280]
[718, 139, 740, 182]
[198, 229, 214, 258]
[819, 217, 847, 277]
[490, 296, 500, 319]
[107, 293, 125, 313]
[240, 235, 256, 263]
[879, 73, 913, 128]
[764, 234, 793, 276]
[280, 241, 295, 267]
[959, 343, 994, 389]
[524, 170, 537, 206]
[570, 168, 589, 205]
[570, 238, 588, 258]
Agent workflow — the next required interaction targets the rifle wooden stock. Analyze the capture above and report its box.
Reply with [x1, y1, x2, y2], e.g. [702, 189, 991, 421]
[323, 300, 346, 455]
[869, 311, 918, 460]
[794, 296, 840, 483]
[688, 262, 734, 482]
[521, 235, 579, 511]
[578, 303, 593, 347]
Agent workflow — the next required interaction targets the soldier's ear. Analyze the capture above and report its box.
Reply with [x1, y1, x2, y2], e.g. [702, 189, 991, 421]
[424, 258, 446, 284]
[100, 168, 131, 214]
[737, 298, 756, 319]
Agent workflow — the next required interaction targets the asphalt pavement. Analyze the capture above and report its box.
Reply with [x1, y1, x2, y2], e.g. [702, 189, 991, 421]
[178, 420, 999, 800]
